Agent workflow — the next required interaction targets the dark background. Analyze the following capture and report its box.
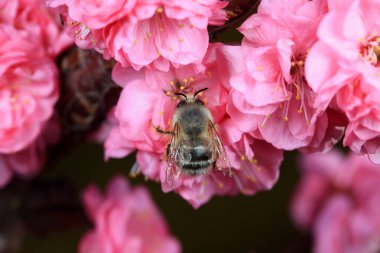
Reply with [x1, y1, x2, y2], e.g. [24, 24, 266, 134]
[18, 143, 306, 253]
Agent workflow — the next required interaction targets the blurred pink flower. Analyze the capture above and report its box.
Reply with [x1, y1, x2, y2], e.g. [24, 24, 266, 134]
[79, 176, 181, 253]
[105, 44, 283, 208]
[0, 118, 60, 188]
[0, 26, 59, 154]
[229, 0, 342, 151]
[305, 0, 380, 163]
[0, 0, 72, 57]
[48, 0, 227, 71]
[292, 151, 380, 253]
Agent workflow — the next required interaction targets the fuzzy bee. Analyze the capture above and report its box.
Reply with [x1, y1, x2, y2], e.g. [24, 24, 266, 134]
[154, 88, 232, 183]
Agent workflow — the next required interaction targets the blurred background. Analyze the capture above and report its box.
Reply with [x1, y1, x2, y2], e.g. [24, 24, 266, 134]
[14, 144, 306, 253]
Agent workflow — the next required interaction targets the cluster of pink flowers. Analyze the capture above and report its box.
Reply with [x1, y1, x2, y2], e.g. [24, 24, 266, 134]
[50, 0, 380, 208]
[292, 151, 380, 253]
[48, 0, 227, 71]
[0, 0, 71, 187]
[79, 176, 181, 253]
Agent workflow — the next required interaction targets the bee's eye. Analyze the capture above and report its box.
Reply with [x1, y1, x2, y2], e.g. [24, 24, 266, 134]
[176, 101, 186, 108]
[194, 99, 204, 105]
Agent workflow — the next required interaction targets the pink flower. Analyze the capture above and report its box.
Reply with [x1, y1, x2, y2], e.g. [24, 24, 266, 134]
[0, 118, 60, 188]
[79, 176, 181, 253]
[229, 0, 343, 151]
[291, 151, 380, 253]
[0, 26, 59, 154]
[1, 0, 72, 57]
[105, 44, 283, 208]
[48, 0, 227, 71]
[305, 0, 380, 163]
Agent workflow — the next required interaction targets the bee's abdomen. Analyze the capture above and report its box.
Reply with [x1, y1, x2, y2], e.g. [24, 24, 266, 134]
[179, 146, 214, 172]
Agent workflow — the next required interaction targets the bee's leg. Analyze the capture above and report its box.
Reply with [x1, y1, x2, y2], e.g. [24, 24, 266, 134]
[151, 123, 174, 135]
[165, 144, 171, 160]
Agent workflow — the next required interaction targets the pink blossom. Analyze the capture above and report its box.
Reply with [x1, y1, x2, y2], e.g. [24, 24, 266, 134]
[48, 0, 227, 71]
[79, 176, 181, 253]
[229, 0, 342, 151]
[291, 151, 380, 253]
[0, 26, 59, 154]
[0, 119, 60, 188]
[305, 0, 380, 163]
[105, 44, 283, 208]
[1, 0, 72, 57]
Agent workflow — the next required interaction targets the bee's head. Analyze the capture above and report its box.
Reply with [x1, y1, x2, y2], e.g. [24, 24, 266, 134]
[175, 88, 207, 108]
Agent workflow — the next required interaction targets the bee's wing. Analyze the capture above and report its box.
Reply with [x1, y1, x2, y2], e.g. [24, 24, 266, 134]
[166, 123, 183, 184]
[207, 121, 232, 177]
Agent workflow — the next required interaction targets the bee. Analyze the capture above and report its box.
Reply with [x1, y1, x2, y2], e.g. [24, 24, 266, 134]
[154, 88, 232, 184]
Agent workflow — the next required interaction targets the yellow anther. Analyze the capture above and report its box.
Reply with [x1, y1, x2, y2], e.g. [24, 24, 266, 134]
[284, 116, 289, 122]
[180, 86, 185, 90]
[291, 61, 296, 67]
[297, 109, 303, 113]
[183, 78, 188, 83]
[298, 60, 304, 66]
[156, 7, 164, 13]
[179, 38, 184, 42]
[241, 155, 246, 161]
[166, 91, 171, 95]
[169, 81, 175, 86]
[189, 77, 194, 82]
[257, 66, 263, 71]
[159, 111, 163, 116]
[250, 158, 258, 164]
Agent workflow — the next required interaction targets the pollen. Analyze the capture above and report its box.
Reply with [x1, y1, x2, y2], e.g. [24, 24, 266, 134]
[189, 77, 194, 82]
[298, 60, 304, 66]
[241, 155, 246, 161]
[182, 78, 188, 84]
[284, 116, 289, 122]
[159, 111, 163, 116]
[169, 81, 175, 86]
[180, 86, 185, 90]
[165, 91, 171, 95]
[257, 66, 263, 71]
[156, 7, 164, 13]
[250, 158, 258, 164]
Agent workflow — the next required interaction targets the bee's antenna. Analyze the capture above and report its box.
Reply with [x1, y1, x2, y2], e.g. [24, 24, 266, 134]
[194, 88, 208, 98]
[174, 92, 187, 100]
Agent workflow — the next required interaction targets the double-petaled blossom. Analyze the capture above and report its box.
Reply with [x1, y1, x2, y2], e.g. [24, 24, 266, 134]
[292, 151, 380, 253]
[306, 0, 380, 163]
[0, 119, 60, 187]
[79, 176, 181, 253]
[1, 0, 72, 57]
[48, 0, 227, 71]
[0, 26, 58, 155]
[228, 0, 345, 152]
[0, 0, 71, 187]
[105, 44, 283, 208]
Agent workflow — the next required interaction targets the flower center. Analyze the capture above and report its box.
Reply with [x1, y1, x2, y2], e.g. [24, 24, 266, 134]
[261, 56, 310, 127]
[360, 36, 380, 67]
